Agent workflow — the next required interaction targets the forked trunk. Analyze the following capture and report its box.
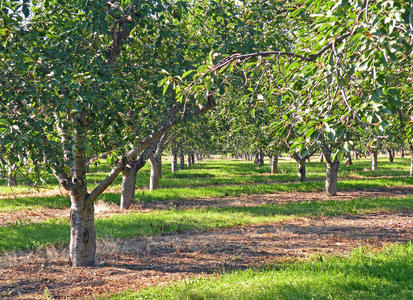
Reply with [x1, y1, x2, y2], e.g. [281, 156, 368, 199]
[325, 160, 340, 196]
[371, 150, 378, 171]
[270, 154, 278, 174]
[69, 188, 96, 267]
[171, 150, 177, 173]
[120, 163, 137, 209]
[179, 152, 185, 169]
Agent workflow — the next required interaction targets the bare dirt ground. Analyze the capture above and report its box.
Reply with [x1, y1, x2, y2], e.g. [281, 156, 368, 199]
[1, 187, 412, 226]
[1, 210, 412, 299]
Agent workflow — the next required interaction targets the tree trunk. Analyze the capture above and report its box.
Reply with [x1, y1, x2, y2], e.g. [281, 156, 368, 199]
[325, 160, 340, 196]
[401, 148, 405, 158]
[69, 194, 96, 267]
[171, 150, 177, 173]
[270, 154, 278, 174]
[297, 159, 306, 182]
[149, 135, 167, 190]
[187, 154, 192, 167]
[191, 153, 195, 166]
[149, 155, 161, 191]
[371, 150, 378, 171]
[120, 162, 137, 209]
[179, 152, 185, 169]
[7, 167, 16, 187]
[410, 157, 413, 177]
[410, 145, 413, 177]
[254, 152, 259, 165]
[320, 153, 324, 163]
[259, 151, 264, 166]
[345, 153, 353, 166]
[388, 148, 394, 163]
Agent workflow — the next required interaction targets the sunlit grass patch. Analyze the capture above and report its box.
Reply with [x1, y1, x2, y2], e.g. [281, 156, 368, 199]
[111, 243, 413, 299]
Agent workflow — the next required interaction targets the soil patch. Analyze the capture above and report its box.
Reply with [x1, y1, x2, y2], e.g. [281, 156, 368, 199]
[1, 211, 412, 299]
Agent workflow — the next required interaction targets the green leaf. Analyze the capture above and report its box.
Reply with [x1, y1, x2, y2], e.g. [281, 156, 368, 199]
[163, 80, 171, 95]
[182, 70, 195, 79]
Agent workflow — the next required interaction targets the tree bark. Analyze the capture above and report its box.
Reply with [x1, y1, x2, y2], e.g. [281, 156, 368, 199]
[325, 160, 340, 196]
[69, 122, 96, 266]
[410, 157, 413, 177]
[320, 146, 340, 196]
[187, 154, 192, 167]
[191, 153, 195, 165]
[179, 152, 185, 169]
[297, 159, 306, 182]
[171, 150, 177, 173]
[371, 150, 378, 171]
[120, 162, 137, 209]
[410, 145, 413, 177]
[7, 167, 16, 187]
[320, 153, 324, 163]
[259, 151, 264, 166]
[292, 153, 306, 182]
[401, 148, 405, 158]
[69, 195, 96, 266]
[388, 148, 394, 163]
[254, 152, 259, 165]
[149, 155, 161, 191]
[149, 136, 166, 191]
[345, 153, 353, 166]
[270, 154, 278, 174]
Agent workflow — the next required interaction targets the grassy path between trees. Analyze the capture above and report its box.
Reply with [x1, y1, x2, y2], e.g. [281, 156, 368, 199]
[1, 176, 413, 212]
[1, 196, 413, 252]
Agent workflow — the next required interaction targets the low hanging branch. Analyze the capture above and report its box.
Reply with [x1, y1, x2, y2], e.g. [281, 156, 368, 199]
[212, 31, 354, 71]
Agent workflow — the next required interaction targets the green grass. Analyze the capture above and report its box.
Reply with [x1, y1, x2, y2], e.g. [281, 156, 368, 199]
[1, 196, 412, 252]
[2, 174, 413, 212]
[2, 157, 411, 197]
[111, 243, 413, 299]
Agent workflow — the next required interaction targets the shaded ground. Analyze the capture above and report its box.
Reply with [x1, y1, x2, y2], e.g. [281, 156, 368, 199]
[1, 188, 412, 226]
[1, 211, 412, 299]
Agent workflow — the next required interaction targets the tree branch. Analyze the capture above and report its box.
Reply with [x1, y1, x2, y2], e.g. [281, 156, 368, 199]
[212, 30, 354, 72]
[87, 94, 216, 204]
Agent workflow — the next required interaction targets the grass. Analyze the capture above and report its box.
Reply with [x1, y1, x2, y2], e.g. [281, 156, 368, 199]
[1, 196, 413, 252]
[110, 243, 413, 299]
[2, 174, 413, 212]
[1, 157, 411, 197]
